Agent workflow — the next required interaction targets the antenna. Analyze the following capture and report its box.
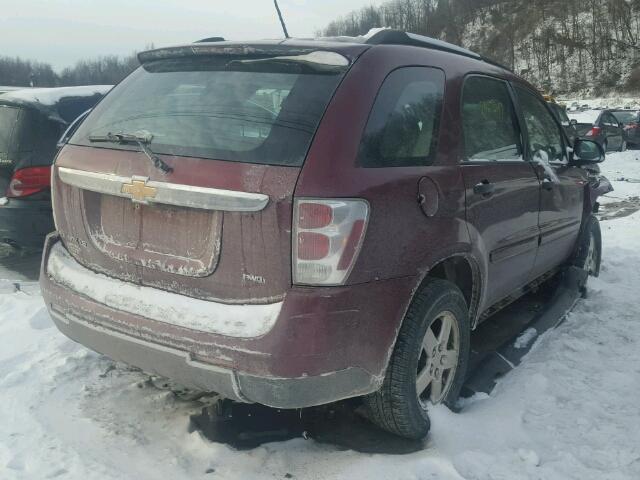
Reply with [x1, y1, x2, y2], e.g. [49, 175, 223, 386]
[273, 0, 290, 39]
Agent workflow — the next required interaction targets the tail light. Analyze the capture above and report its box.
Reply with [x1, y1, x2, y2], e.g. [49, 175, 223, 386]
[293, 199, 369, 286]
[586, 127, 601, 137]
[6, 166, 52, 198]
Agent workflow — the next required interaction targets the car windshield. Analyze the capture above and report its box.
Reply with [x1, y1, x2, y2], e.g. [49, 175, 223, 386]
[611, 111, 638, 125]
[0, 105, 20, 164]
[70, 55, 347, 167]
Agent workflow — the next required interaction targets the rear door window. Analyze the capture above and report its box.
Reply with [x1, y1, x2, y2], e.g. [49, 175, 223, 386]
[514, 86, 565, 163]
[71, 55, 348, 167]
[461, 76, 522, 162]
[357, 67, 444, 168]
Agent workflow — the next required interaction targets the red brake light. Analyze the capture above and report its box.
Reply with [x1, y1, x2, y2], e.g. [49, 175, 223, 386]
[298, 203, 332, 229]
[6, 166, 52, 198]
[586, 127, 601, 137]
[293, 199, 369, 285]
[297, 232, 330, 260]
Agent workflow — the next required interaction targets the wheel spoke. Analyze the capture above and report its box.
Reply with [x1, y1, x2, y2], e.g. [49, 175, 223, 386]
[416, 367, 433, 395]
[440, 350, 458, 369]
[438, 315, 453, 347]
[423, 327, 438, 352]
[430, 377, 443, 402]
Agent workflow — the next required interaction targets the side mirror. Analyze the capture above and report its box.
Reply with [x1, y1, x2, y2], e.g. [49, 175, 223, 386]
[572, 139, 605, 164]
[57, 109, 91, 149]
[570, 119, 578, 126]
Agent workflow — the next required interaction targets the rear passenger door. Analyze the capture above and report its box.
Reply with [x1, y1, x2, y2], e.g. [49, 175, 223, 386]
[460, 76, 541, 309]
[512, 85, 584, 280]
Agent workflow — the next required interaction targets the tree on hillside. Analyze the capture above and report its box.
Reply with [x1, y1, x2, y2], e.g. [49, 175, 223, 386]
[322, 0, 640, 94]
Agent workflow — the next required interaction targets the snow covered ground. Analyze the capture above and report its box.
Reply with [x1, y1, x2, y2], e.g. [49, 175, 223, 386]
[1, 152, 640, 479]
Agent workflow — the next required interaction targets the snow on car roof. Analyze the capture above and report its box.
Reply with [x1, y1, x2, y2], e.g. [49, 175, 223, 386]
[0, 85, 112, 125]
[1, 85, 112, 106]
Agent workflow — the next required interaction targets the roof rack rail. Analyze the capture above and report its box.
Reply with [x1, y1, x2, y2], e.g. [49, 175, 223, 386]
[366, 30, 481, 60]
[365, 30, 514, 72]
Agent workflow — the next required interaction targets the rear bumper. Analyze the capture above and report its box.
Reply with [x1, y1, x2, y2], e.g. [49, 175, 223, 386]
[0, 198, 54, 248]
[40, 234, 415, 408]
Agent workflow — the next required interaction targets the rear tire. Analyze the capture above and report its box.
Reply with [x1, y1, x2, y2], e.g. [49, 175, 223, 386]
[364, 279, 470, 439]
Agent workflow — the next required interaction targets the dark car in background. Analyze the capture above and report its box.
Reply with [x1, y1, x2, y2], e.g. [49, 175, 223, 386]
[0, 86, 111, 247]
[609, 109, 640, 147]
[570, 109, 626, 153]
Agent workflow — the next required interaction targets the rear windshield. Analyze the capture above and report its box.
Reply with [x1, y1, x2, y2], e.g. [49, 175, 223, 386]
[611, 111, 638, 125]
[0, 106, 20, 164]
[70, 55, 347, 166]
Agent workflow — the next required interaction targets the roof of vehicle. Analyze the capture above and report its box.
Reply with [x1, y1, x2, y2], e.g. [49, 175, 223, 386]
[0, 85, 112, 124]
[607, 108, 639, 114]
[568, 110, 601, 125]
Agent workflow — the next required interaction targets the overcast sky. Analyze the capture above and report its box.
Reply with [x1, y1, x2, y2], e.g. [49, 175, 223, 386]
[0, 0, 384, 71]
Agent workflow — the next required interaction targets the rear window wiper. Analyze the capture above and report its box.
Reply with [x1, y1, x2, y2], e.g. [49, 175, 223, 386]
[88, 131, 173, 174]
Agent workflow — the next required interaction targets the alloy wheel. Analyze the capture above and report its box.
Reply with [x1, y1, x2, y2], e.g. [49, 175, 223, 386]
[416, 311, 460, 406]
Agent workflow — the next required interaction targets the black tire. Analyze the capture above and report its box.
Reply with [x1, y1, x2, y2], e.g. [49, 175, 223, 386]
[572, 214, 602, 278]
[620, 140, 628, 152]
[364, 278, 470, 439]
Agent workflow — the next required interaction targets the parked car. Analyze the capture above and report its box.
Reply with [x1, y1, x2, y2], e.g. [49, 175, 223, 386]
[548, 102, 578, 145]
[0, 86, 28, 95]
[570, 109, 627, 153]
[0, 86, 111, 247]
[609, 109, 640, 146]
[41, 30, 607, 440]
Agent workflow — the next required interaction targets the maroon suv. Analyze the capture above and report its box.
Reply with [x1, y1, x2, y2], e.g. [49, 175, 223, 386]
[40, 30, 606, 439]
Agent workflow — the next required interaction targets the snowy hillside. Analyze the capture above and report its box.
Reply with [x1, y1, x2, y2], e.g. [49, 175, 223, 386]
[323, 1, 640, 97]
[0, 149, 639, 479]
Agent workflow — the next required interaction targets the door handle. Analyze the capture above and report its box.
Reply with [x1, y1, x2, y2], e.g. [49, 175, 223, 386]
[474, 181, 495, 197]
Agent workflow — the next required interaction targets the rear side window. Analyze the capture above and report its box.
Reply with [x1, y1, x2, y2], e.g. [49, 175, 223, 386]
[602, 113, 618, 127]
[514, 86, 565, 163]
[358, 67, 444, 168]
[0, 106, 21, 165]
[461, 76, 522, 162]
[71, 55, 347, 167]
[611, 111, 638, 125]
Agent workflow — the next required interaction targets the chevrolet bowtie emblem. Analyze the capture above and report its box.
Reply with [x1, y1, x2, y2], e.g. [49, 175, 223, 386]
[121, 178, 157, 204]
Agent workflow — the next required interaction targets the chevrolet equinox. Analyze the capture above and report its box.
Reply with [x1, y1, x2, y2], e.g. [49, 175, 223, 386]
[41, 30, 606, 439]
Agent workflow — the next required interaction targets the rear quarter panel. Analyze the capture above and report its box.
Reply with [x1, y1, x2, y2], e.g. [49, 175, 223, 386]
[295, 46, 516, 321]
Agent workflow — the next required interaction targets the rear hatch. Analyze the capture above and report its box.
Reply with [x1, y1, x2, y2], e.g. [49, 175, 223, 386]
[575, 123, 594, 136]
[52, 46, 356, 304]
[0, 104, 64, 199]
[0, 105, 21, 194]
